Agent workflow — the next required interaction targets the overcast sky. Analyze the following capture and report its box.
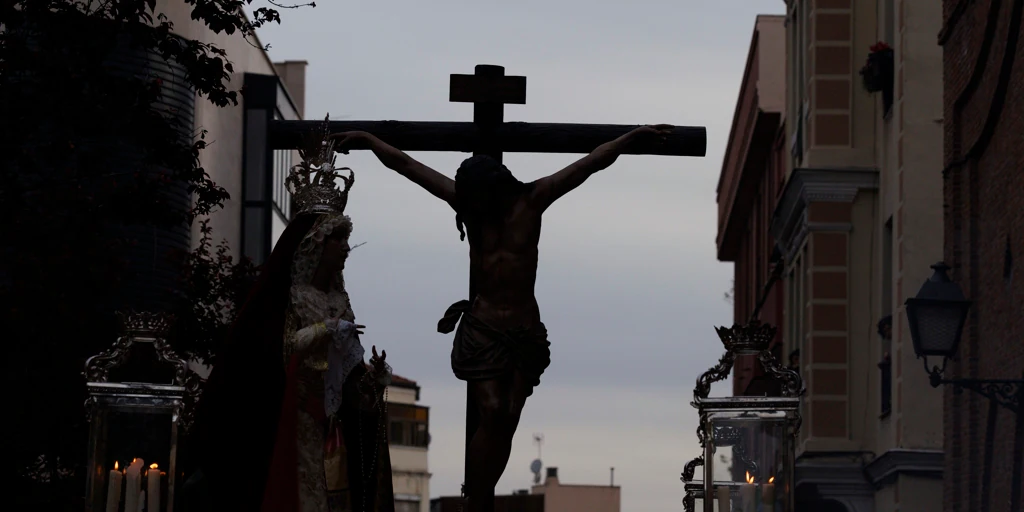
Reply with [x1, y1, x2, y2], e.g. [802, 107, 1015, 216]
[254, 1, 784, 509]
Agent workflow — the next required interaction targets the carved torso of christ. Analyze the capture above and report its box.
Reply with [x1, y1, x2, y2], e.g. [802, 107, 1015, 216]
[465, 192, 545, 331]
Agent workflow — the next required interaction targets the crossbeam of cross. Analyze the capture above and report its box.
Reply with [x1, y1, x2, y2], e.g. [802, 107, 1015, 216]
[268, 64, 707, 505]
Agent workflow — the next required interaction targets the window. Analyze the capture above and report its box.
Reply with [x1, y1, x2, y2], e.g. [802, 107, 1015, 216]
[271, 110, 293, 220]
[878, 315, 893, 416]
[882, 218, 894, 314]
[388, 403, 429, 448]
[879, 218, 894, 416]
[789, 2, 805, 162]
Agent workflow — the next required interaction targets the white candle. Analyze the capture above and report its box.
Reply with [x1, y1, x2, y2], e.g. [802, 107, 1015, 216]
[124, 459, 144, 512]
[105, 462, 123, 512]
[138, 491, 145, 512]
[716, 485, 731, 511]
[740, 473, 756, 512]
[761, 478, 775, 512]
[146, 464, 161, 512]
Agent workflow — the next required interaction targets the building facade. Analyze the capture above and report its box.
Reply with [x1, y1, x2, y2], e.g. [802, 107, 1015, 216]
[387, 374, 432, 512]
[716, 14, 788, 397]
[776, 1, 945, 510]
[158, 0, 306, 263]
[718, 2, 949, 509]
[430, 467, 619, 512]
[939, 1, 1024, 511]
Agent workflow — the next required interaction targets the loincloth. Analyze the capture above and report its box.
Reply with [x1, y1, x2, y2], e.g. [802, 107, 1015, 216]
[437, 300, 552, 391]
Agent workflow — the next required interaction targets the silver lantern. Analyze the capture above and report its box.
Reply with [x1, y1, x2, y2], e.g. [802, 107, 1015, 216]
[681, 321, 804, 512]
[83, 311, 200, 512]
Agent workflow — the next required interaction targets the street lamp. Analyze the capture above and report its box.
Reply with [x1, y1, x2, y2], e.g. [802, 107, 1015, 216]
[681, 321, 805, 512]
[905, 262, 1022, 413]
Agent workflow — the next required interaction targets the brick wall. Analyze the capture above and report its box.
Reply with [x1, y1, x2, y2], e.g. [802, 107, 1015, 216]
[941, 1, 1024, 511]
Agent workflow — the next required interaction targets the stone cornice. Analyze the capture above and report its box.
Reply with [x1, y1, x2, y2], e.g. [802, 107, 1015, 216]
[795, 459, 874, 497]
[771, 167, 879, 262]
[862, 449, 944, 487]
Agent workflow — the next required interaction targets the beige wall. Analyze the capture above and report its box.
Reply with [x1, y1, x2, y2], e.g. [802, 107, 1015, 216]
[531, 473, 620, 512]
[388, 386, 418, 405]
[155, 1, 290, 258]
[885, 0, 945, 453]
[780, 0, 945, 508]
[391, 446, 430, 512]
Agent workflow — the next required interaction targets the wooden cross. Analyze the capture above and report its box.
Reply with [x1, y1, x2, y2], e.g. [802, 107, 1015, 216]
[268, 63, 707, 501]
[449, 64, 527, 163]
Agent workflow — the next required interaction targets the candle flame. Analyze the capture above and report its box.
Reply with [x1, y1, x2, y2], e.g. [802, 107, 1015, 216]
[150, 463, 158, 469]
[114, 461, 119, 470]
[768, 476, 775, 484]
[746, 471, 755, 484]
[132, 458, 137, 463]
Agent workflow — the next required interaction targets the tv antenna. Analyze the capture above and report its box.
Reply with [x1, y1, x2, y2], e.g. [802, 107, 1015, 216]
[530, 433, 544, 485]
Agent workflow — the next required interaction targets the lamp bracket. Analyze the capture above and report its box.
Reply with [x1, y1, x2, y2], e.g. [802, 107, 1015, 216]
[935, 376, 1023, 414]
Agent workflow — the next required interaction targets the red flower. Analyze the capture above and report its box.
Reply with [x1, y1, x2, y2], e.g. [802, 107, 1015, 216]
[869, 41, 891, 53]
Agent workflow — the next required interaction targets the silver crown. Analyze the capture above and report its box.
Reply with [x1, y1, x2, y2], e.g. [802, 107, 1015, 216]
[286, 114, 354, 216]
[715, 320, 777, 355]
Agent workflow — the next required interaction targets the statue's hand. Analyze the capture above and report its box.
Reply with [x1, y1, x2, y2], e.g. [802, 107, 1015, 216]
[328, 131, 370, 154]
[327, 318, 365, 336]
[370, 345, 386, 366]
[630, 124, 674, 139]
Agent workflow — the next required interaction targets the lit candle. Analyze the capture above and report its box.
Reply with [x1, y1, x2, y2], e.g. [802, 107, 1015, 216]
[761, 476, 775, 512]
[739, 472, 756, 512]
[716, 485, 731, 511]
[146, 464, 161, 512]
[105, 461, 123, 512]
[124, 458, 144, 512]
[137, 491, 145, 512]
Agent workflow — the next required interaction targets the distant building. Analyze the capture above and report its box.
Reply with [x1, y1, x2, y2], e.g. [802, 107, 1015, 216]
[387, 372, 432, 512]
[939, 1, 1024, 510]
[430, 467, 619, 512]
[715, 14, 788, 397]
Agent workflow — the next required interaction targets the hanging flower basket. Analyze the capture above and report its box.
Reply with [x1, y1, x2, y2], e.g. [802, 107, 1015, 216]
[860, 42, 894, 93]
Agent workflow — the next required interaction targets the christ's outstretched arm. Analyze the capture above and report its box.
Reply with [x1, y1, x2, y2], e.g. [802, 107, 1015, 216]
[331, 131, 456, 204]
[529, 124, 672, 209]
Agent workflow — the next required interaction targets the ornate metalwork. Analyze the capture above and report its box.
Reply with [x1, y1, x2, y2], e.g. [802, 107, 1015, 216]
[82, 311, 202, 432]
[732, 442, 759, 479]
[288, 113, 355, 216]
[715, 321, 776, 355]
[682, 455, 703, 482]
[757, 347, 805, 398]
[83, 311, 179, 383]
[83, 395, 97, 422]
[686, 320, 807, 510]
[938, 377, 1022, 414]
[683, 482, 705, 512]
[177, 373, 204, 432]
[713, 425, 744, 445]
[693, 350, 735, 403]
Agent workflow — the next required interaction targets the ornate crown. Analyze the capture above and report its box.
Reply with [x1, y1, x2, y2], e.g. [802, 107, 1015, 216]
[286, 114, 354, 216]
[715, 320, 777, 355]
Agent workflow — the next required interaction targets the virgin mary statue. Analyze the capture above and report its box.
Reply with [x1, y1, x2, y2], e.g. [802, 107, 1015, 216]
[191, 125, 395, 512]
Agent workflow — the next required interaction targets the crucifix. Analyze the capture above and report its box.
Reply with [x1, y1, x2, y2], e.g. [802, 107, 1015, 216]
[270, 64, 706, 510]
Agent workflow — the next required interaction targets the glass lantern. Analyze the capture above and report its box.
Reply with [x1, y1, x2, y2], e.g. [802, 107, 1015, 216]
[681, 321, 804, 512]
[83, 311, 200, 512]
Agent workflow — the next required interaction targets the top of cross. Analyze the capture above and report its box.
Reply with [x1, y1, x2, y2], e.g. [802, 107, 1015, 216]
[449, 64, 526, 105]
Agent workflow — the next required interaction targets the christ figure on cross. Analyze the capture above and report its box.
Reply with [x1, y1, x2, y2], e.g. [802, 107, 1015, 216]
[331, 125, 672, 511]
